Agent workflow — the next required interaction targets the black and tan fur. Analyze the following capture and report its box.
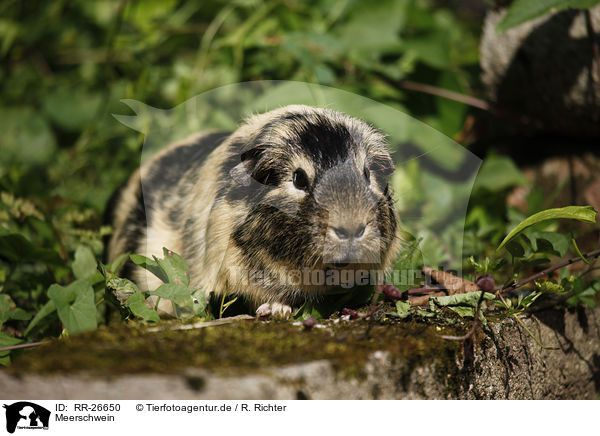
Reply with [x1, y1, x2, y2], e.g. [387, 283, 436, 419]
[106, 105, 401, 316]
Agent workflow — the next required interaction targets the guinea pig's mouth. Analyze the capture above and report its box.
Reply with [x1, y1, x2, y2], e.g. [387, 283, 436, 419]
[324, 254, 362, 269]
[327, 262, 349, 268]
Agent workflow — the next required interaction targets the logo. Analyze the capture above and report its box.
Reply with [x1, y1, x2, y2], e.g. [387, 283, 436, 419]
[3, 402, 50, 434]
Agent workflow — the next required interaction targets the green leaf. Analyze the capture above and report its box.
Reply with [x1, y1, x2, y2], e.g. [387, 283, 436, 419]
[505, 240, 525, 258]
[72, 246, 98, 280]
[518, 291, 542, 308]
[0, 331, 22, 366]
[447, 306, 477, 318]
[414, 308, 436, 318]
[0, 295, 15, 325]
[43, 87, 103, 131]
[529, 232, 569, 257]
[402, 33, 451, 69]
[0, 331, 22, 347]
[430, 291, 494, 319]
[435, 71, 468, 136]
[431, 291, 495, 309]
[0, 229, 64, 265]
[567, 285, 599, 307]
[473, 155, 529, 192]
[125, 291, 160, 322]
[130, 254, 168, 283]
[0, 294, 31, 326]
[128, 0, 178, 30]
[293, 301, 325, 321]
[48, 280, 98, 334]
[392, 236, 424, 291]
[130, 249, 190, 285]
[469, 257, 507, 275]
[497, 0, 600, 32]
[498, 206, 597, 251]
[7, 308, 30, 322]
[395, 300, 412, 319]
[535, 280, 565, 293]
[107, 253, 130, 275]
[0, 107, 56, 166]
[106, 277, 139, 304]
[149, 283, 192, 305]
[24, 300, 56, 336]
[566, 280, 600, 307]
[191, 289, 208, 317]
[153, 248, 190, 285]
[334, 0, 406, 52]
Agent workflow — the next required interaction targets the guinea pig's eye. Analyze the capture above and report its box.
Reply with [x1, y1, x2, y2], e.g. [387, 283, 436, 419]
[292, 168, 310, 192]
[364, 166, 371, 183]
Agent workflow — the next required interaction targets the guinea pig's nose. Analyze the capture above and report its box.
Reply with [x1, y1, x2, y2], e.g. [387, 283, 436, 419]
[333, 224, 366, 241]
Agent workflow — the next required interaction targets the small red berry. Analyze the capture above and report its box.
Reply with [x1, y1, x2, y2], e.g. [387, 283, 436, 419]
[302, 317, 318, 330]
[341, 308, 359, 319]
[476, 275, 495, 292]
[379, 283, 403, 302]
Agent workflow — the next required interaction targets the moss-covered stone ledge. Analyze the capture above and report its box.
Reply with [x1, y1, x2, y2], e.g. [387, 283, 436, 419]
[1, 307, 599, 399]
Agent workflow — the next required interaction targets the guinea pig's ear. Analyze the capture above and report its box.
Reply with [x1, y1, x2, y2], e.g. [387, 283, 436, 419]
[370, 154, 395, 178]
[229, 147, 262, 187]
[230, 162, 252, 187]
[229, 162, 252, 186]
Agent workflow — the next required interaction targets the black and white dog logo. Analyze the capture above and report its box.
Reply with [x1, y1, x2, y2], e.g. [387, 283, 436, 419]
[3, 402, 50, 433]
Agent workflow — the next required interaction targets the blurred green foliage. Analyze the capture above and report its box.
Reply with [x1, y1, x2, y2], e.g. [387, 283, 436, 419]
[1, 0, 481, 206]
[497, 0, 600, 32]
[0, 0, 598, 365]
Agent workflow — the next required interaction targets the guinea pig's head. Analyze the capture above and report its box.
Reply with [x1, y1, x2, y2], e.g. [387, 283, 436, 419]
[227, 105, 400, 294]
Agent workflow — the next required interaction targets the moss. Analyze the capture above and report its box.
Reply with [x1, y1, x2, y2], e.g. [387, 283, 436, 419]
[7, 319, 464, 380]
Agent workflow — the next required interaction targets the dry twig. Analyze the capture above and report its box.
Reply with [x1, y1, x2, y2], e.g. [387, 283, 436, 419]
[147, 314, 254, 332]
[499, 248, 600, 295]
[0, 341, 49, 352]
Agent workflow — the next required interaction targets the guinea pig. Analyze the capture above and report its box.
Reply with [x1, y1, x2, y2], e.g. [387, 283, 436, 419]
[106, 105, 401, 317]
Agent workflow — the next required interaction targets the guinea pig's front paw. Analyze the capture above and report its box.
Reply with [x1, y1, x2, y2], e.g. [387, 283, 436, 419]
[256, 302, 293, 319]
